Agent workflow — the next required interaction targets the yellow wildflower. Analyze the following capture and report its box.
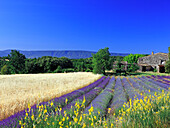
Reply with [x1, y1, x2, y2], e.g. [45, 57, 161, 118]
[94, 116, 97, 119]
[62, 117, 65, 121]
[98, 111, 100, 115]
[74, 117, 78, 123]
[79, 116, 82, 122]
[19, 121, 22, 125]
[83, 96, 86, 104]
[65, 98, 68, 104]
[50, 102, 53, 106]
[108, 108, 111, 113]
[31, 114, 34, 120]
[44, 109, 47, 114]
[82, 123, 86, 128]
[59, 121, 62, 126]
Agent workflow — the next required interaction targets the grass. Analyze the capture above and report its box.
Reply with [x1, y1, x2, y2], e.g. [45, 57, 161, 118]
[105, 70, 170, 76]
[0, 72, 101, 121]
[128, 71, 170, 76]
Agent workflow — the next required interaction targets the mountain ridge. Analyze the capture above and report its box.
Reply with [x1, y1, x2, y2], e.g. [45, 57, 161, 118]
[0, 50, 130, 59]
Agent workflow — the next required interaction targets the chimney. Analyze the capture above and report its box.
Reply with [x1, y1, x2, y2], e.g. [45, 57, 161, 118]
[151, 51, 154, 55]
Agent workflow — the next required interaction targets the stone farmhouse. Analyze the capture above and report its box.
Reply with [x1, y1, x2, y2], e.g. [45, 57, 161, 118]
[138, 52, 169, 73]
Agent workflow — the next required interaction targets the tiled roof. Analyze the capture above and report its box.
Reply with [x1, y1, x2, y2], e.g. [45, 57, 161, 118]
[139, 52, 168, 59]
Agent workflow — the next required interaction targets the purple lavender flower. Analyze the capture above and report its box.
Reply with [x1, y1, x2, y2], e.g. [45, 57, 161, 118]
[145, 76, 169, 90]
[110, 77, 127, 110]
[84, 77, 115, 115]
[128, 78, 149, 94]
[122, 78, 142, 101]
[140, 76, 167, 91]
[61, 77, 110, 114]
[133, 77, 158, 92]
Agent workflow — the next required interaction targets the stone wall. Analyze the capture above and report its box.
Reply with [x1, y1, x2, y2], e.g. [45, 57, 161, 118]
[138, 53, 168, 66]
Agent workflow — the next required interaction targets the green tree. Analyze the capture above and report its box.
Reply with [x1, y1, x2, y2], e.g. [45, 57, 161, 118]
[92, 47, 111, 74]
[123, 54, 147, 63]
[25, 58, 40, 73]
[1, 65, 10, 74]
[123, 54, 146, 73]
[165, 47, 170, 73]
[8, 50, 26, 74]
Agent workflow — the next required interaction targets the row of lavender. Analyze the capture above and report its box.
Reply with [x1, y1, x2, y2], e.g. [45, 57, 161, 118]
[61, 77, 110, 114]
[84, 77, 115, 115]
[146, 75, 170, 87]
[85, 75, 169, 117]
[0, 76, 108, 127]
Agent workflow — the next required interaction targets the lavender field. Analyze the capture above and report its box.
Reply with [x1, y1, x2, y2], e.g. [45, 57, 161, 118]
[0, 75, 169, 128]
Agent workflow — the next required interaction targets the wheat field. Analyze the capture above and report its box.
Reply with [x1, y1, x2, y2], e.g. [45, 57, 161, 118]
[0, 72, 101, 121]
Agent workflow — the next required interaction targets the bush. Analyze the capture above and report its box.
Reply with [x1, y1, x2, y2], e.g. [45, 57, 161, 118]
[1, 65, 11, 74]
[127, 64, 139, 72]
[85, 69, 92, 72]
[54, 66, 62, 73]
[62, 68, 75, 73]
[165, 60, 170, 73]
[153, 68, 157, 72]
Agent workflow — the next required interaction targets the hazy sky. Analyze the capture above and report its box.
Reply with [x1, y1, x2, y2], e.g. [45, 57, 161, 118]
[0, 0, 169, 54]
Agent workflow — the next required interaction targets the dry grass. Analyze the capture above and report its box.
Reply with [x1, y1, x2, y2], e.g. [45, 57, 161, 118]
[0, 72, 101, 121]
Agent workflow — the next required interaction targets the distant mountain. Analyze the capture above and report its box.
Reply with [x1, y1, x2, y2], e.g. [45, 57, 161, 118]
[0, 50, 129, 59]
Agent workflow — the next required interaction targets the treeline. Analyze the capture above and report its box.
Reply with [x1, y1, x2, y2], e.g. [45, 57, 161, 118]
[0, 50, 123, 74]
[0, 49, 149, 75]
[0, 50, 89, 74]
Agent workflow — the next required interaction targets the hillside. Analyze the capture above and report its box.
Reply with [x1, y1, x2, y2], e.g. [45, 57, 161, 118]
[0, 50, 129, 59]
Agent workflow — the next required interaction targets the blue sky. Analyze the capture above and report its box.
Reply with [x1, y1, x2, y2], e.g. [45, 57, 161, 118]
[0, 0, 169, 54]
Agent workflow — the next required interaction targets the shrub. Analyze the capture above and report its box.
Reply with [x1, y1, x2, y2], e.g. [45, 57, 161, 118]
[165, 60, 170, 73]
[54, 66, 62, 73]
[85, 69, 92, 72]
[63, 68, 75, 73]
[153, 68, 157, 72]
[1, 65, 11, 74]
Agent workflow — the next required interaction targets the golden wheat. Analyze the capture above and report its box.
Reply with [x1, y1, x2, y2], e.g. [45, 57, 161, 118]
[0, 72, 101, 121]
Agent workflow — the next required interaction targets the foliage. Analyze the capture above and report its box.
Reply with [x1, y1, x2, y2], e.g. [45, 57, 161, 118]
[127, 64, 139, 72]
[110, 56, 124, 62]
[7, 50, 26, 74]
[122, 54, 145, 73]
[54, 66, 62, 73]
[85, 69, 92, 72]
[1, 65, 10, 74]
[15, 91, 169, 128]
[123, 53, 147, 63]
[62, 68, 75, 73]
[165, 60, 170, 73]
[25, 56, 73, 73]
[165, 47, 170, 73]
[92, 47, 111, 74]
[71, 58, 93, 72]
[169, 47, 170, 60]
[153, 68, 157, 72]
[116, 91, 169, 128]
